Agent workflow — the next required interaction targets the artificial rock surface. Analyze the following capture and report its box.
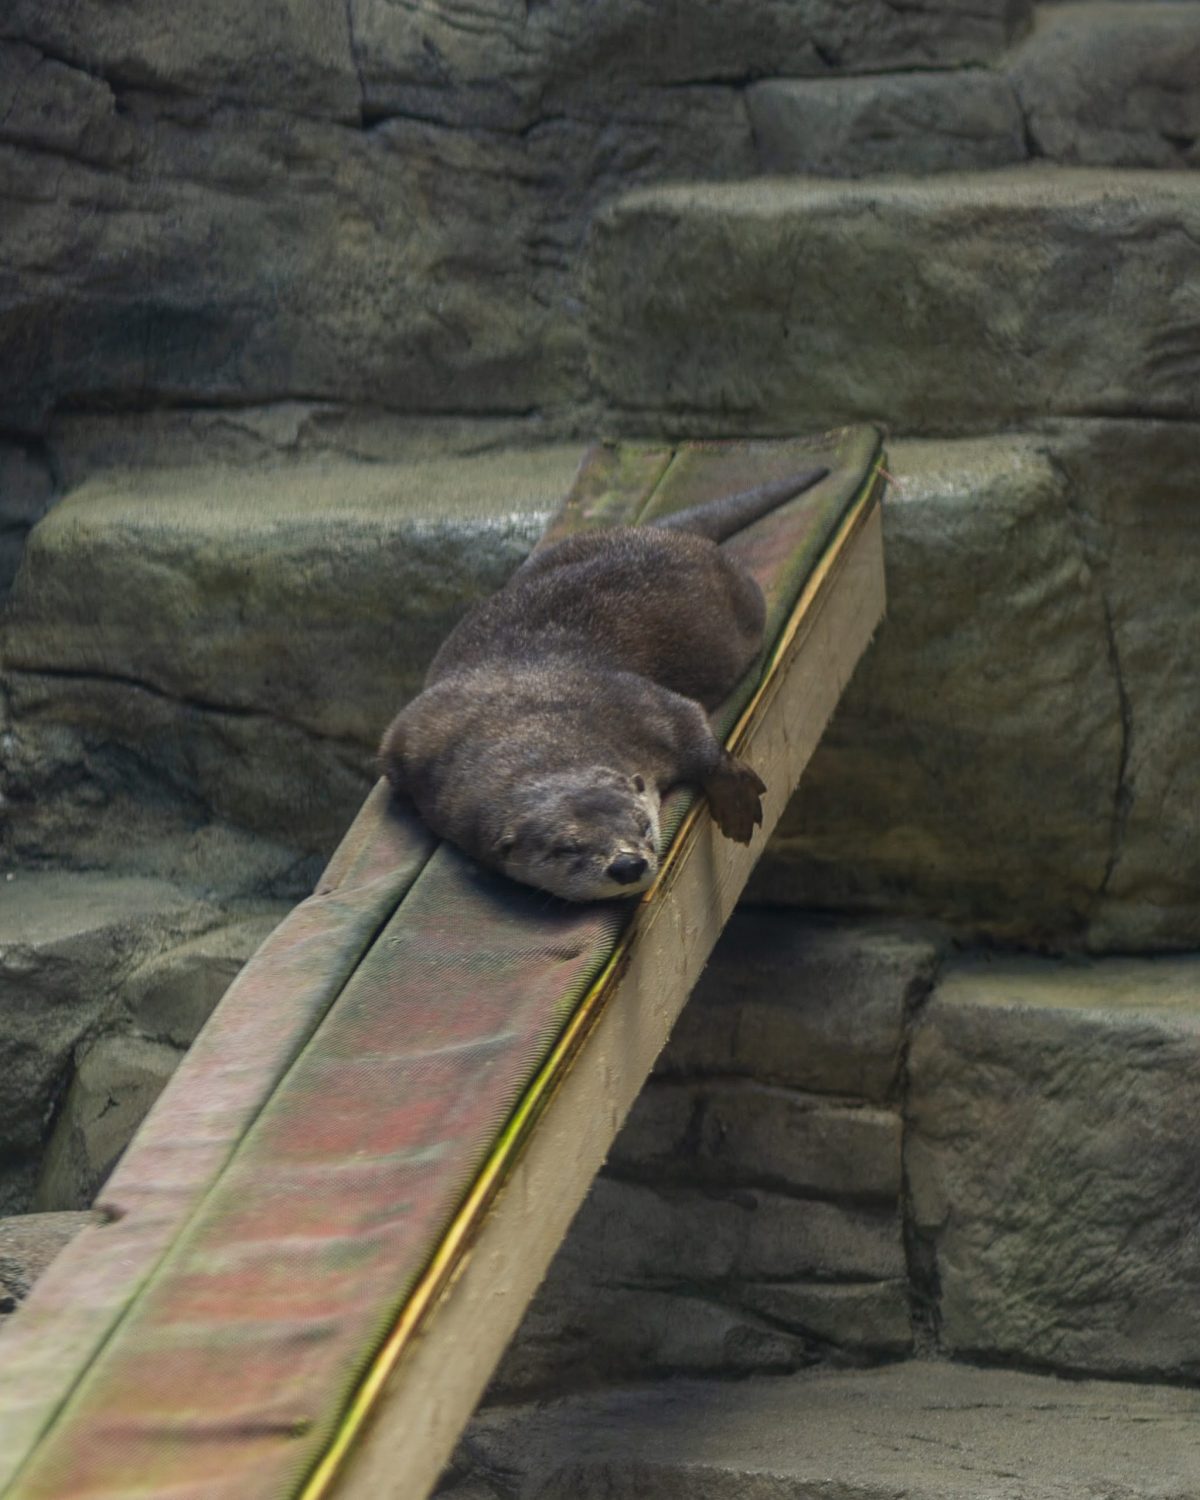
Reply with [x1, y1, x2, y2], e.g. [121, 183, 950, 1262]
[0, 872, 223, 1213]
[490, 915, 937, 1396]
[749, 72, 1026, 178]
[495, 915, 1200, 1392]
[1010, 2, 1200, 169]
[587, 169, 1200, 437]
[908, 950, 1200, 1381]
[750, 422, 1200, 950]
[1, 449, 579, 864]
[750, 433, 1119, 939]
[448, 1362, 1200, 1500]
[33, 1034, 183, 1212]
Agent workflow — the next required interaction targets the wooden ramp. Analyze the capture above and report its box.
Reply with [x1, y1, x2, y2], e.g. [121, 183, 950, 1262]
[0, 428, 886, 1500]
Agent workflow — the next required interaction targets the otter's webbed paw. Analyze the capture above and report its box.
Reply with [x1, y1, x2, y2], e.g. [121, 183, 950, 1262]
[704, 753, 766, 844]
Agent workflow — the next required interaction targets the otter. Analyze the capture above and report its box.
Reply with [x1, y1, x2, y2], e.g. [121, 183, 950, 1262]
[380, 465, 829, 900]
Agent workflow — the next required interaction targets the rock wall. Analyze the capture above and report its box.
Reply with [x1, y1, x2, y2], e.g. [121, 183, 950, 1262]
[3, 0, 1198, 955]
[2, 0, 1200, 1383]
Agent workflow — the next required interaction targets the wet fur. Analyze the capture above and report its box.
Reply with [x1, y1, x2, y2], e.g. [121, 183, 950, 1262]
[380, 466, 828, 900]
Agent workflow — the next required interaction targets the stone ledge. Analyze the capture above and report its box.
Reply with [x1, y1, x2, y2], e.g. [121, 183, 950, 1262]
[1010, 2, 1200, 170]
[587, 168, 1200, 436]
[749, 72, 1026, 178]
[1, 448, 580, 858]
[908, 951, 1200, 1380]
[0, 872, 223, 1212]
[451, 1361, 1200, 1499]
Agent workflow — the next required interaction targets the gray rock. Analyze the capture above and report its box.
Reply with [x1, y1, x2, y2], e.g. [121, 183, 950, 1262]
[0, 872, 216, 1212]
[1, 449, 579, 859]
[749, 435, 1122, 942]
[749, 72, 1026, 177]
[353, 0, 1031, 132]
[0, 440, 55, 597]
[0, 108, 583, 430]
[1010, 2, 1200, 169]
[610, 1080, 902, 1202]
[494, 1168, 905, 1395]
[34, 1035, 184, 1211]
[122, 914, 281, 1047]
[738, 1278, 912, 1355]
[565, 1177, 905, 1288]
[1045, 420, 1200, 951]
[907, 952, 1200, 1380]
[659, 913, 941, 1102]
[0, 40, 135, 166]
[45, 409, 568, 489]
[454, 1361, 1200, 1499]
[0, 1210, 99, 1316]
[494, 916, 927, 1392]
[586, 169, 1200, 436]
[493, 1282, 817, 1398]
[0, 4, 359, 121]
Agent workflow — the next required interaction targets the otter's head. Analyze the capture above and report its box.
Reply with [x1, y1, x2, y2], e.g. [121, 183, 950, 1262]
[491, 769, 662, 901]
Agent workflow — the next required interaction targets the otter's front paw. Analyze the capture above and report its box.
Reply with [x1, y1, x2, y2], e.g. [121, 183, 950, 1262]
[704, 754, 766, 843]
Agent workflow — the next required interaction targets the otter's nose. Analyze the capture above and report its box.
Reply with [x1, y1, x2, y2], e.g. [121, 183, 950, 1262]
[607, 853, 648, 886]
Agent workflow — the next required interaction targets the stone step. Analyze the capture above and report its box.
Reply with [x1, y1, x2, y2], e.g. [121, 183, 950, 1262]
[908, 948, 1200, 1381]
[6, 425, 1197, 953]
[764, 421, 1198, 952]
[489, 915, 1200, 1397]
[747, 2, 1200, 180]
[586, 167, 1200, 437]
[0, 870, 279, 1213]
[446, 1361, 1200, 1499]
[1, 447, 581, 865]
[1010, 2, 1200, 171]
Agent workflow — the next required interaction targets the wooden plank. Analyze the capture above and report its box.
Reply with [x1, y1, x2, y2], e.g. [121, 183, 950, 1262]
[318, 485, 886, 1500]
[0, 432, 883, 1500]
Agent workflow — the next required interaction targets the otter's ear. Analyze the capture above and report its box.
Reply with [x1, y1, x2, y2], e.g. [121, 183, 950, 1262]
[631, 774, 646, 794]
[496, 832, 517, 859]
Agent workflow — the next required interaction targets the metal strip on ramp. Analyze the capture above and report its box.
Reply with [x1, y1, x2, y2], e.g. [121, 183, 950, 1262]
[0, 427, 887, 1500]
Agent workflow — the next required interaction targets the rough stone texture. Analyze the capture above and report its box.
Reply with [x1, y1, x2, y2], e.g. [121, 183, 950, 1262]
[1045, 420, 1200, 951]
[42, 410, 580, 489]
[352, 0, 1031, 131]
[0, 872, 220, 1213]
[0, 109, 586, 431]
[609, 1081, 902, 1202]
[746, 421, 1200, 950]
[493, 1176, 906, 1397]
[659, 912, 942, 1101]
[587, 170, 1200, 436]
[0, 0, 1031, 433]
[0, 1211, 99, 1319]
[907, 952, 1200, 1380]
[34, 1034, 184, 1211]
[0, 5, 360, 120]
[0, 442, 56, 599]
[452, 1362, 1200, 1500]
[0, 50, 755, 432]
[749, 435, 1122, 941]
[491, 915, 934, 1395]
[1011, 3, 1200, 168]
[122, 914, 280, 1047]
[1, 449, 579, 863]
[749, 73, 1026, 177]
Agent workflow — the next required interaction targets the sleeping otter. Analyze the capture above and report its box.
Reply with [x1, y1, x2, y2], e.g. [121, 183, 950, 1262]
[380, 466, 828, 899]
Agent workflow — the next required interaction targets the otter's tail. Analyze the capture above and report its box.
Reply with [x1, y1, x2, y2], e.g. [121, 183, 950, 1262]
[650, 465, 829, 543]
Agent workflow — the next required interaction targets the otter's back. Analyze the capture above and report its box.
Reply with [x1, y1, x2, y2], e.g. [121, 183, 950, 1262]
[427, 524, 767, 710]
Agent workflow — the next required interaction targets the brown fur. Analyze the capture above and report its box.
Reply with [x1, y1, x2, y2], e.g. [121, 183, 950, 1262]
[380, 466, 828, 899]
